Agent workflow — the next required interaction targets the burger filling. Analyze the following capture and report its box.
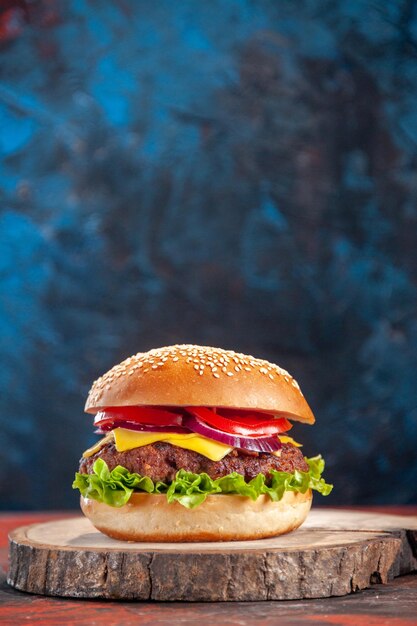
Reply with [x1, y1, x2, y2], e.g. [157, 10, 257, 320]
[79, 441, 309, 484]
[73, 405, 332, 509]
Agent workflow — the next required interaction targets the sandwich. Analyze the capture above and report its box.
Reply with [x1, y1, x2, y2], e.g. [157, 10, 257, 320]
[73, 344, 332, 541]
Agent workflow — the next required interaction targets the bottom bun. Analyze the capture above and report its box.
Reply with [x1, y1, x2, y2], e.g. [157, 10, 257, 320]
[80, 490, 312, 542]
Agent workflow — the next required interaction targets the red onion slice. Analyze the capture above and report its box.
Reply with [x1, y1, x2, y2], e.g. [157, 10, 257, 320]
[182, 414, 282, 453]
[96, 420, 190, 434]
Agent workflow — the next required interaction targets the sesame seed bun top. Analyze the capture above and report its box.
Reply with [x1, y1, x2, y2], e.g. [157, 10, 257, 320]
[85, 344, 315, 424]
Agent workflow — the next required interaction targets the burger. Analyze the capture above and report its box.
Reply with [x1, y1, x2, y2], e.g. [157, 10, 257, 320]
[73, 344, 332, 541]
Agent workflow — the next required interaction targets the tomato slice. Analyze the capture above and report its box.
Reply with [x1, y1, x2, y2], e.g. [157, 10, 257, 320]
[186, 407, 292, 436]
[93, 405, 293, 437]
[94, 406, 182, 428]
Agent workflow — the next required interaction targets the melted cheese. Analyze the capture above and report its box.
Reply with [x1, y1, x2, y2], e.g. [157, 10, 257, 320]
[82, 432, 114, 458]
[82, 430, 302, 462]
[113, 428, 233, 461]
[278, 435, 302, 447]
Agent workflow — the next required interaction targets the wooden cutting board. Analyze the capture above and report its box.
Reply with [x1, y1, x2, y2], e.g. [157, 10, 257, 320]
[7, 509, 417, 601]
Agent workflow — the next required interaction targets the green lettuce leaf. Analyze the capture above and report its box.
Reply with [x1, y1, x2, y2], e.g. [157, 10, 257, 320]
[73, 455, 333, 509]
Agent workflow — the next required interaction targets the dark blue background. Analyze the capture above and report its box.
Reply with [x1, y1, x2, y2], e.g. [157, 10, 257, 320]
[1, 1, 416, 509]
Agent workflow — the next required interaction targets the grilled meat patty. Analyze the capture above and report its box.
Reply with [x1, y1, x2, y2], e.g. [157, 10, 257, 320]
[79, 441, 308, 483]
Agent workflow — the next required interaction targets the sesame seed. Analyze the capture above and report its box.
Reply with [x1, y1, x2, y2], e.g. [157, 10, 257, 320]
[88, 343, 298, 404]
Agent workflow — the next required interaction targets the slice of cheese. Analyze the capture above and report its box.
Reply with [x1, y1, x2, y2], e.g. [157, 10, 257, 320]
[82, 432, 114, 458]
[278, 435, 302, 447]
[113, 428, 233, 461]
[82, 430, 302, 461]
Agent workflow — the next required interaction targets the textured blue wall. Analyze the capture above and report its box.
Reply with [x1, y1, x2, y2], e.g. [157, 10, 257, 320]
[1, 1, 417, 509]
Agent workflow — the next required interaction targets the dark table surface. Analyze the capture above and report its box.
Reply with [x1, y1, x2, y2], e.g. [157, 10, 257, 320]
[1, 507, 416, 626]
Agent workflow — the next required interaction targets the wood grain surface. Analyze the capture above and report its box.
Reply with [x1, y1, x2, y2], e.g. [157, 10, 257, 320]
[1, 509, 417, 625]
[7, 509, 417, 602]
